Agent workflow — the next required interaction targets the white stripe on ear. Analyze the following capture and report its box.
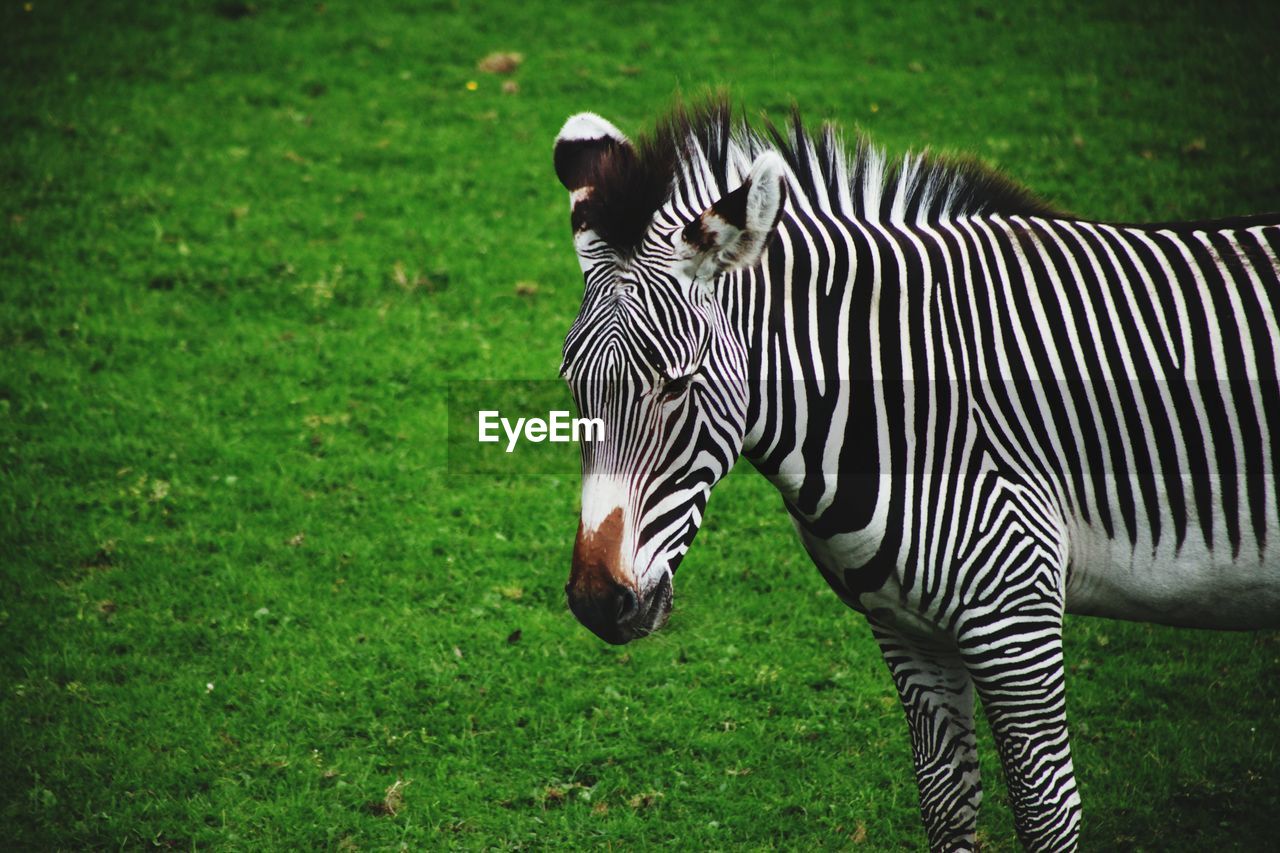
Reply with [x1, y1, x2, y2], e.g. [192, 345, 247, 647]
[557, 113, 629, 146]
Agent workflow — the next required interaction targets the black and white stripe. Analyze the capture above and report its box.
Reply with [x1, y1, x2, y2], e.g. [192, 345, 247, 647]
[554, 100, 1280, 851]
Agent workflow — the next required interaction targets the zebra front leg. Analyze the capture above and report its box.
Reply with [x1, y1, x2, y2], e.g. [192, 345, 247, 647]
[959, 611, 1082, 852]
[871, 619, 982, 852]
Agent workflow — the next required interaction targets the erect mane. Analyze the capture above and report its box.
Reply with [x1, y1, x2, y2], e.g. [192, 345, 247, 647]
[762, 106, 1063, 225]
[582, 96, 1062, 255]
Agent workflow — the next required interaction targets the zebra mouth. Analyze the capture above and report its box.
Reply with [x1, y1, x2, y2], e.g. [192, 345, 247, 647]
[633, 571, 673, 638]
[566, 569, 674, 645]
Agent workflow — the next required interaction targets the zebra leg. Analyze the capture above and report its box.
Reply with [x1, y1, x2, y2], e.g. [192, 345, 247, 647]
[959, 612, 1081, 852]
[871, 619, 982, 852]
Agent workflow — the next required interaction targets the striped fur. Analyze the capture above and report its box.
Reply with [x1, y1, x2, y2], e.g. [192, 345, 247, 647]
[555, 100, 1280, 851]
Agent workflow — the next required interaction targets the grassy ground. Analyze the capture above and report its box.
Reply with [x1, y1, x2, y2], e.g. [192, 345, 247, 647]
[3, 0, 1279, 849]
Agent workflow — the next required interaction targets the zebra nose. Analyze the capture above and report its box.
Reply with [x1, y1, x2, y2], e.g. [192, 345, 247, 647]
[567, 510, 639, 643]
[566, 579, 640, 645]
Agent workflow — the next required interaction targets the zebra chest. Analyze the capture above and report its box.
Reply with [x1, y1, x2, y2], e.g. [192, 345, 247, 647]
[790, 522, 953, 640]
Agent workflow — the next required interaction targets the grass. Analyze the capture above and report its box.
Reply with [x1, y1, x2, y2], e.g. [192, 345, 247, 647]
[2, 0, 1278, 849]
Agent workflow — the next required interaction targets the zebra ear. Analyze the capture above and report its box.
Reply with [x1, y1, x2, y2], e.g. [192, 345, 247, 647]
[676, 151, 787, 279]
[554, 113, 633, 195]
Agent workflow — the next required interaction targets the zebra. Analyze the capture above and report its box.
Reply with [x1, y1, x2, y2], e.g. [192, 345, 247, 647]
[553, 98, 1280, 851]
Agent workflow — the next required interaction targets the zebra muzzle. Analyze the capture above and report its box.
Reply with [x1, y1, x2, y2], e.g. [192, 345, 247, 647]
[566, 576, 643, 645]
[566, 510, 675, 643]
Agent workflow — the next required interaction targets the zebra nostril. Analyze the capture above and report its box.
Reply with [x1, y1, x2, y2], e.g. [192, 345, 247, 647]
[615, 586, 640, 623]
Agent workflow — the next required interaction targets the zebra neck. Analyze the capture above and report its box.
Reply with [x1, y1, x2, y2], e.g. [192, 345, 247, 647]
[726, 210, 897, 551]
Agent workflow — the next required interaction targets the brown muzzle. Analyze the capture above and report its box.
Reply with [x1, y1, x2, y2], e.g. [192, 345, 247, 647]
[565, 508, 641, 644]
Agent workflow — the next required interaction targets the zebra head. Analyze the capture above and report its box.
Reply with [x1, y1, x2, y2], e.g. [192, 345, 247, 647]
[554, 111, 787, 644]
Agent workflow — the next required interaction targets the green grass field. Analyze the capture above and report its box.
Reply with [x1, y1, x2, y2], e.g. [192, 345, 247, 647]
[3, 0, 1279, 849]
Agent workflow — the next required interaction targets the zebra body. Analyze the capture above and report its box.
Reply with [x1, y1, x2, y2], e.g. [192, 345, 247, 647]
[554, 101, 1280, 851]
[752, 210, 1280, 632]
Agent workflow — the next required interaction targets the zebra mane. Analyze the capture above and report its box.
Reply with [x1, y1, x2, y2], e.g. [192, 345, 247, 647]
[586, 96, 1061, 255]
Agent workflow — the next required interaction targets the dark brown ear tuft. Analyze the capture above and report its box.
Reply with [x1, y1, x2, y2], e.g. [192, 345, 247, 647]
[681, 217, 713, 252]
[555, 137, 622, 192]
[553, 113, 633, 192]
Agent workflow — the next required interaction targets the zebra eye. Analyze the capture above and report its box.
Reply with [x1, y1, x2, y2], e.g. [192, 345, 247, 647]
[662, 372, 693, 398]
